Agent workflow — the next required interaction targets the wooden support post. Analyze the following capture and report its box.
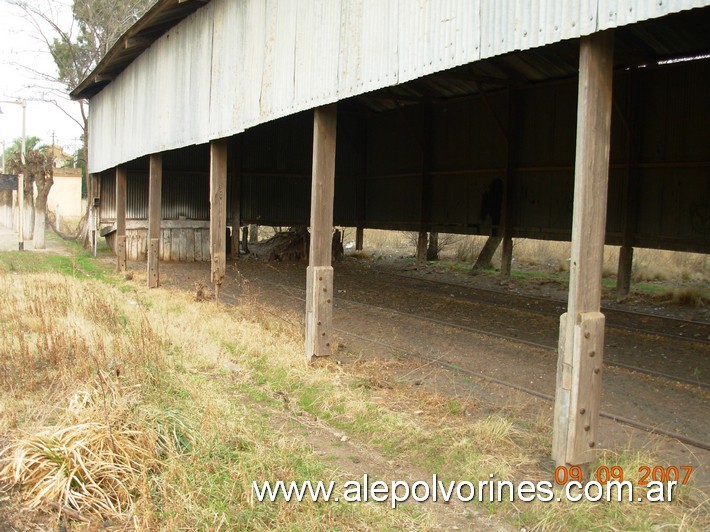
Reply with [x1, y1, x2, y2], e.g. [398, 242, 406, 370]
[241, 225, 249, 254]
[210, 139, 228, 298]
[617, 245, 633, 301]
[116, 165, 127, 272]
[616, 71, 638, 302]
[418, 103, 433, 268]
[249, 224, 259, 244]
[305, 104, 337, 362]
[553, 31, 614, 467]
[231, 136, 242, 259]
[147, 155, 162, 288]
[500, 238, 513, 279]
[427, 232, 438, 261]
[500, 87, 518, 283]
[355, 226, 364, 251]
[415, 231, 428, 267]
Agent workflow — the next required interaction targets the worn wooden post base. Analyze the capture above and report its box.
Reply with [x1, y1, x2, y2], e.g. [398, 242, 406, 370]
[355, 226, 364, 251]
[210, 138, 228, 296]
[117, 235, 127, 272]
[305, 266, 334, 362]
[616, 245, 633, 302]
[500, 236, 513, 283]
[147, 238, 160, 288]
[553, 312, 605, 465]
[415, 231, 427, 267]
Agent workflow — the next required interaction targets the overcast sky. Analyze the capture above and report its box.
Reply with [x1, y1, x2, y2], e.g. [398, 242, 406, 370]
[0, 0, 83, 155]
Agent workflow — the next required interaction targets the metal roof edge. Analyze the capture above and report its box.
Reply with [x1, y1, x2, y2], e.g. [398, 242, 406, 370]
[70, 0, 212, 100]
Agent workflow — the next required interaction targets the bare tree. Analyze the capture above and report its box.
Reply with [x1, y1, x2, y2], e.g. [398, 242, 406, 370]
[10, 0, 156, 244]
[4, 137, 54, 247]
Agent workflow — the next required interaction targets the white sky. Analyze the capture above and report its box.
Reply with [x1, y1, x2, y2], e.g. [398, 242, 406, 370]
[0, 0, 83, 156]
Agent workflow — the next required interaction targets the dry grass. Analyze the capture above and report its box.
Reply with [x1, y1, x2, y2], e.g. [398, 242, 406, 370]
[0, 377, 191, 523]
[0, 273, 184, 525]
[0, 269, 430, 529]
[667, 287, 707, 308]
[1, 249, 707, 529]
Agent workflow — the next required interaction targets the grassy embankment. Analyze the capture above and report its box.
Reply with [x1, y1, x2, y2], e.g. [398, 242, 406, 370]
[0, 242, 707, 529]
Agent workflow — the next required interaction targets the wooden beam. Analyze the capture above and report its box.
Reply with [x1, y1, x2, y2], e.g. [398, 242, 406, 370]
[617, 245, 633, 300]
[231, 136, 242, 259]
[94, 74, 114, 83]
[147, 154, 162, 288]
[553, 31, 614, 467]
[415, 231, 428, 267]
[241, 225, 249, 254]
[124, 37, 151, 49]
[90, 173, 100, 254]
[617, 71, 639, 302]
[355, 226, 364, 251]
[500, 87, 518, 283]
[305, 104, 337, 362]
[417, 103, 433, 267]
[210, 138, 228, 297]
[115, 165, 127, 272]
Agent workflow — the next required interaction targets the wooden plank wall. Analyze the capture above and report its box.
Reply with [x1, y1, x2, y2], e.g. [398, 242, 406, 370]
[124, 228, 211, 261]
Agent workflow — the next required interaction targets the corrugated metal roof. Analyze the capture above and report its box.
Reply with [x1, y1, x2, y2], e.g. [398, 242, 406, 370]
[80, 0, 710, 173]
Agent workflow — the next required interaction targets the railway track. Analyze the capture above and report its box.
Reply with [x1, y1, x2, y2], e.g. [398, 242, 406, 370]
[220, 279, 710, 452]
[382, 270, 710, 345]
[333, 328, 710, 453]
[256, 277, 709, 389]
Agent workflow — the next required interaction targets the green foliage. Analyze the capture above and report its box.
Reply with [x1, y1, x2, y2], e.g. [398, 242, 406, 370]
[47, 0, 156, 92]
[3, 136, 53, 191]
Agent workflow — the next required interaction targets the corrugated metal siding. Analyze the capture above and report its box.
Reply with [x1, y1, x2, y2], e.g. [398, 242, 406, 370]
[362, 60, 709, 250]
[241, 174, 310, 226]
[100, 171, 210, 221]
[88, 0, 710, 173]
[597, 0, 708, 30]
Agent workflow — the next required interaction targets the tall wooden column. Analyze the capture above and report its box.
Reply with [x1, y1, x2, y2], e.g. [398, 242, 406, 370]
[89, 173, 100, 254]
[415, 231, 428, 266]
[355, 226, 364, 250]
[231, 137, 242, 259]
[617, 71, 638, 302]
[147, 154, 162, 288]
[305, 104, 337, 362]
[210, 139, 228, 297]
[553, 31, 614, 467]
[115, 165, 127, 272]
[417, 103, 433, 268]
[500, 87, 518, 283]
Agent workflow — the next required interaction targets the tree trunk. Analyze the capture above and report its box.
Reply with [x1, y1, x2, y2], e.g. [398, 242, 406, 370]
[32, 203, 47, 249]
[427, 232, 439, 261]
[33, 189, 51, 249]
[472, 235, 502, 271]
[22, 193, 34, 241]
[32, 166, 53, 249]
[0, 190, 12, 228]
